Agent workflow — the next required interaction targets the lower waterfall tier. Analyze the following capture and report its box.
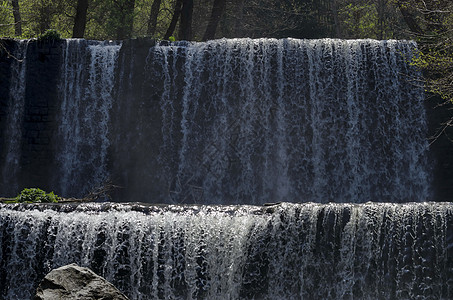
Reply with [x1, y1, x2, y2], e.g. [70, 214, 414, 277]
[0, 202, 451, 299]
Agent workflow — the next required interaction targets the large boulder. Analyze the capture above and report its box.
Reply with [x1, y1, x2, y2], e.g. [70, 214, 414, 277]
[35, 263, 129, 300]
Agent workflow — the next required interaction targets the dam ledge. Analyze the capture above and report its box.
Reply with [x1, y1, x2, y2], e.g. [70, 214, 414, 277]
[1, 201, 451, 214]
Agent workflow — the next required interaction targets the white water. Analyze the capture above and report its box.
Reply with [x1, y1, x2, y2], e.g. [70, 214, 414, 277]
[146, 38, 430, 204]
[0, 202, 451, 299]
[1, 41, 29, 195]
[0, 37, 445, 300]
[54, 40, 121, 197]
[0, 38, 431, 203]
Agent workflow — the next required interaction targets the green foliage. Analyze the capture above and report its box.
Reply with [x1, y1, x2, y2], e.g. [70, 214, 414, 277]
[0, 1, 13, 37]
[14, 188, 61, 203]
[412, 49, 453, 102]
[37, 29, 62, 42]
[168, 35, 175, 42]
[403, 0, 453, 103]
[340, 3, 377, 38]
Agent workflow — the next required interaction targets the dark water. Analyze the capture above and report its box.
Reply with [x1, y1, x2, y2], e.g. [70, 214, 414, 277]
[0, 38, 445, 299]
[1, 38, 429, 204]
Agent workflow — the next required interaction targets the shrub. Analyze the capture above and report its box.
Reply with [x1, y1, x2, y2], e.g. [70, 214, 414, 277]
[37, 29, 62, 42]
[15, 188, 61, 203]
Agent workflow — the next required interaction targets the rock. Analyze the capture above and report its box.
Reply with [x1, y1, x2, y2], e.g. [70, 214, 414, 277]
[35, 263, 129, 300]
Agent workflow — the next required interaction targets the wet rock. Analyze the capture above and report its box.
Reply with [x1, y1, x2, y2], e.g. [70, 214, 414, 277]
[35, 263, 129, 300]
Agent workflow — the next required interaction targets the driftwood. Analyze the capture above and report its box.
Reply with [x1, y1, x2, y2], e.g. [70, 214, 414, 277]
[0, 181, 122, 203]
[0, 197, 15, 203]
[58, 181, 122, 203]
[57, 197, 93, 203]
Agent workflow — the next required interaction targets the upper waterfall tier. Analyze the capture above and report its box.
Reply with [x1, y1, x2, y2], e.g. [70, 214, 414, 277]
[0, 38, 431, 203]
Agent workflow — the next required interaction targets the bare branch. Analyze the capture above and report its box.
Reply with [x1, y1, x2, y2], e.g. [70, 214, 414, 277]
[0, 21, 20, 27]
[0, 40, 24, 62]
[429, 116, 453, 146]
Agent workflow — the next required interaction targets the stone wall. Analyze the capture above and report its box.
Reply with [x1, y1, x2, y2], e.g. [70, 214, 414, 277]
[0, 39, 63, 195]
[20, 40, 63, 191]
[0, 39, 14, 175]
[426, 95, 453, 201]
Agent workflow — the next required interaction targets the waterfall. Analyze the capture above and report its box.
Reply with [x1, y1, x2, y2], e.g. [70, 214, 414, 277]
[54, 39, 121, 196]
[0, 38, 431, 202]
[0, 41, 29, 196]
[0, 37, 449, 300]
[0, 202, 451, 299]
[128, 38, 429, 204]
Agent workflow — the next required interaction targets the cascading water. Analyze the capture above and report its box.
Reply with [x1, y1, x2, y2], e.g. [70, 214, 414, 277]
[118, 38, 430, 204]
[0, 202, 451, 299]
[0, 37, 447, 300]
[54, 39, 121, 196]
[0, 38, 430, 203]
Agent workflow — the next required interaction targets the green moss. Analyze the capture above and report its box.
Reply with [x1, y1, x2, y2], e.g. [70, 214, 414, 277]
[14, 188, 61, 203]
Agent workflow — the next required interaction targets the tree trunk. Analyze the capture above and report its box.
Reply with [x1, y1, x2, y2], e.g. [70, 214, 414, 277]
[377, 0, 386, 39]
[164, 0, 183, 40]
[233, 0, 245, 37]
[202, 0, 226, 41]
[423, 1, 447, 33]
[147, 0, 162, 36]
[11, 0, 22, 36]
[72, 0, 89, 38]
[395, 1, 424, 34]
[331, 0, 342, 38]
[38, 1, 52, 34]
[178, 0, 193, 40]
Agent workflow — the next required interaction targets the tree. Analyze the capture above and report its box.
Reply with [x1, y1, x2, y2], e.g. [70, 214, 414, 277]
[164, 0, 182, 40]
[162, 0, 195, 41]
[37, 1, 52, 33]
[376, 0, 391, 39]
[147, 0, 162, 36]
[393, 0, 453, 143]
[331, 0, 342, 37]
[237, 0, 333, 39]
[233, 0, 245, 37]
[397, 3, 423, 34]
[395, 0, 453, 102]
[335, 0, 401, 39]
[202, 0, 226, 41]
[178, 0, 193, 40]
[11, 0, 21, 36]
[113, 0, 136, 40]
[72, 0, 89, 38]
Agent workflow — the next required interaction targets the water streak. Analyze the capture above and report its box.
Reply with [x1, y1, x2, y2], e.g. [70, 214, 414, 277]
[54, 40, 121, 197]
[0, 38, 431, 203]
[0, 202, 451, 299]
[145, 38, 429, 204]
